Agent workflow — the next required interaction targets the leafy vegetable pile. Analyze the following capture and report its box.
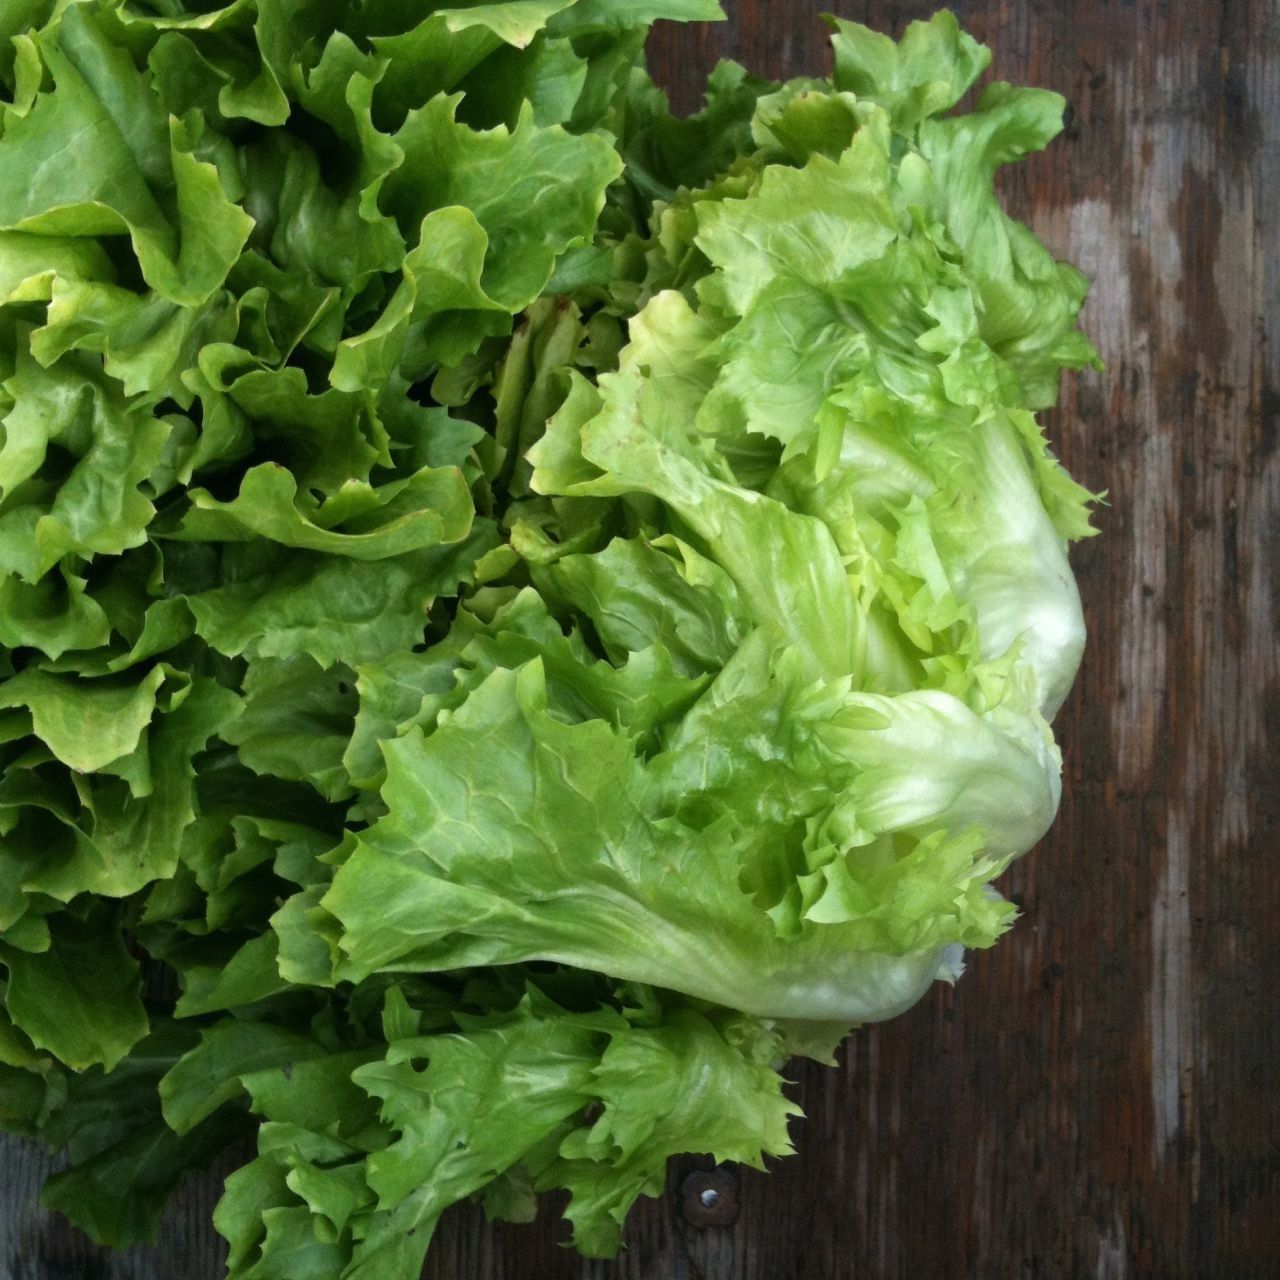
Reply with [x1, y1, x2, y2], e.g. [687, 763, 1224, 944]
[0, 1, 1098, 1272]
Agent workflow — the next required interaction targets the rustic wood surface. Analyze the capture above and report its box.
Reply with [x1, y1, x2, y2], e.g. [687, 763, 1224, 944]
[3, 1, 1277, 1277]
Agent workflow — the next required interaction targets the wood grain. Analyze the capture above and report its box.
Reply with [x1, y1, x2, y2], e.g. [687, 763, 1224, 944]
[4, 2, 1277, 1277]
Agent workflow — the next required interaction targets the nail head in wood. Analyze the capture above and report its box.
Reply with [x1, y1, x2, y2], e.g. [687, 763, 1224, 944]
[679, 1167, 739, 1228]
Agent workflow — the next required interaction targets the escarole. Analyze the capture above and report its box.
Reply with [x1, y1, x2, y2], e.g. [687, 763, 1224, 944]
[0, 4, 1097, 1274]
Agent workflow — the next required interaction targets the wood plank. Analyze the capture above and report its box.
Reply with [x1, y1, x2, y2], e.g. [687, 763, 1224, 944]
[0, 1138, 246, 1280]
[3, 2, 1277, 1277]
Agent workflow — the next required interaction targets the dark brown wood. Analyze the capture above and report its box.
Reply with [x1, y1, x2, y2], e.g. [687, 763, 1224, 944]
[4, 2, 1278, 1277]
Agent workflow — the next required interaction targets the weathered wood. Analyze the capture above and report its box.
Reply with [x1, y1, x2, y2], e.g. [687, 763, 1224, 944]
[0, 1140, 248, 1280]
[4, 2, 1277, 1277]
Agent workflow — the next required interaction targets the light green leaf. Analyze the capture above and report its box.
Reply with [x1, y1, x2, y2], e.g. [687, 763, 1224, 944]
[383, 95, 622, 308]
[0, 348, 170, 582]
[550, 0, 725, 30]
[0, 665, 164, 772]
[0, 6, 252, 304]
[693, 127, 900, 314]
[826, 10, 990, 131]
[541, 535, 746, 673]
[546, 1008, 798, 1256]
[321, 661, 956, 1023]
[187, 534, 492, 668]
[331, 206, 510, 389]
[177, 462, 473, 561]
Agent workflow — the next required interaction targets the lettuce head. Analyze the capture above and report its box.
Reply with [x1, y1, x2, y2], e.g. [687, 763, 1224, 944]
[0, 3, 1098, 1274]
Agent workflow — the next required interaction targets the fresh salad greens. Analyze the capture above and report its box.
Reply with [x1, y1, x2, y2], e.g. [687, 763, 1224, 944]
[0, 1, 1098, 1272]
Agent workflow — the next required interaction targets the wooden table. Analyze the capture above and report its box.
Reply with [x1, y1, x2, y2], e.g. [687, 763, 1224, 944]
[3, 2, 1277, 1276]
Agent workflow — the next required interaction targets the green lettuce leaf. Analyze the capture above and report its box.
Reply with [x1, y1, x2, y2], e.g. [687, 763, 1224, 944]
[1, 905, 147, 1071]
